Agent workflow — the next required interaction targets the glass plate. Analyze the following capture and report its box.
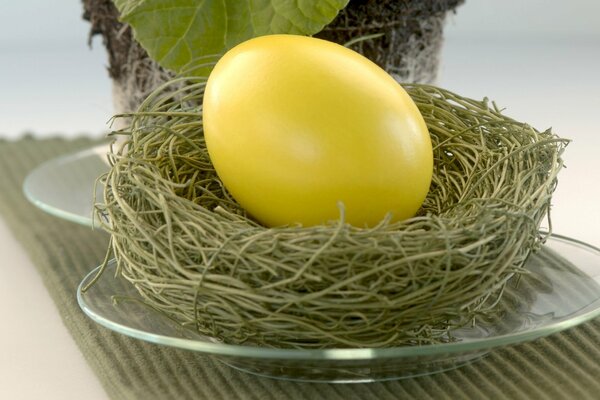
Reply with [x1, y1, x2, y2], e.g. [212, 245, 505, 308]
[23, 145, 109, 226]
[77, 234, 600, 383]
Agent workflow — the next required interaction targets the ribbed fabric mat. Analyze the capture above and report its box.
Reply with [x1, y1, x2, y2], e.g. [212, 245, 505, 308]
[1, 137, 599, 400]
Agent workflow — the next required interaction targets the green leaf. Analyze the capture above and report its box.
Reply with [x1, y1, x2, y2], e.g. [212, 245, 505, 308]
[113, 0, 349, 76]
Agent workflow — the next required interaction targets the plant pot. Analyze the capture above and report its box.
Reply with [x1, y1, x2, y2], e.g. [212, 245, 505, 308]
[82, 0, 464, 116]
[316, 0, 464, 83]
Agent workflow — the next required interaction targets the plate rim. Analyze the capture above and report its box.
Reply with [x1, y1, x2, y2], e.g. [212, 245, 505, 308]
[77, 233, 600, 361]
[23, 144, 108, 227]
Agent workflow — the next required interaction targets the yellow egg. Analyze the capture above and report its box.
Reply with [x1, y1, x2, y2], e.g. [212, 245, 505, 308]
[203, 34, 433, 227]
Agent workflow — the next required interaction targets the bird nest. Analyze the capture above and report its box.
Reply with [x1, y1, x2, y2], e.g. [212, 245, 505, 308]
[93, 77, 568, 349]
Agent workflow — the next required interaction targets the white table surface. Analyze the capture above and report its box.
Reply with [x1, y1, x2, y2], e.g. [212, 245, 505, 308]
[1, 27, 599, 400]
[0, 218, 106, 400]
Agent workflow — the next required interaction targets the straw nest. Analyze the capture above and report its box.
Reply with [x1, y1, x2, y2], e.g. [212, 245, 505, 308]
[94, 77, 568, 349]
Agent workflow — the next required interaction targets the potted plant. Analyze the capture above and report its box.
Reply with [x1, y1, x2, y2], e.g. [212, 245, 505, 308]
[82, 0, 464, 114]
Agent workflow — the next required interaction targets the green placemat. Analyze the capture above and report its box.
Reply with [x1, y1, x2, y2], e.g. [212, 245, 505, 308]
[1, 137, 599, 400]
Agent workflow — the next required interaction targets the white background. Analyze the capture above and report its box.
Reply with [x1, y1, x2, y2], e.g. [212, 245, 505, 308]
[1, 0, 599, 137]
[0, 1, 599, 399]
[0, 0, 112, 137]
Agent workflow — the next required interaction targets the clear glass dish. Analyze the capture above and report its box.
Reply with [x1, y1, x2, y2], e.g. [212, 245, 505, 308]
[23, 145, 109, 226]
[77, 234, 600, 383]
